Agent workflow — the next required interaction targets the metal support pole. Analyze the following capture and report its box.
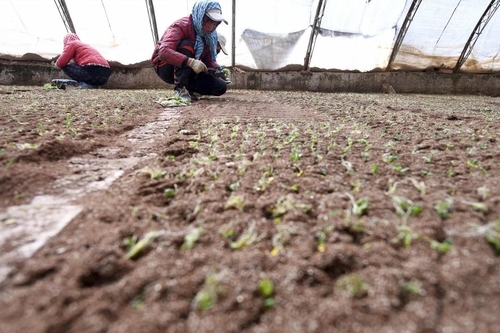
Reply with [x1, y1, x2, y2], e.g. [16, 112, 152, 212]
[304, 0, 327, 71]
[231, 0, 236, 67]
[454, 0, 500, 73]
[145, 0, 159, 46]
[386, 0, 422, 71]
[53, 0, 76, 34]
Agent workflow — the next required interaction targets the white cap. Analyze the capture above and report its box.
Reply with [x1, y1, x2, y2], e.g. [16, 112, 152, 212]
[206, 8, 228, 25]
[218, 34, 228, 55]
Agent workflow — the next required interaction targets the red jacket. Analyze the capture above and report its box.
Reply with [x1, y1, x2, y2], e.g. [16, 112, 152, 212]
[56, 39, 110, 69]
[151, 15, 219, 69]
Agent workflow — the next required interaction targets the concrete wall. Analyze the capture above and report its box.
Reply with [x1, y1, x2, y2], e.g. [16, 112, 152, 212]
[2, 59, 500, 96]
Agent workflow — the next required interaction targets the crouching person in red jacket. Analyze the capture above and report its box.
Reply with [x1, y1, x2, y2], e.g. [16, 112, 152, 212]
[54, 33, 111, 89]
[151, 0, 228, 103]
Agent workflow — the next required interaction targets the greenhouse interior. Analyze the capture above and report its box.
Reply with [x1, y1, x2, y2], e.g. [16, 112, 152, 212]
[1, 0, 500, 93]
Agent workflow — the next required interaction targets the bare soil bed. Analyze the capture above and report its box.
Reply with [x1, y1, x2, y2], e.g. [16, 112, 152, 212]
[1, 85, 500, 333]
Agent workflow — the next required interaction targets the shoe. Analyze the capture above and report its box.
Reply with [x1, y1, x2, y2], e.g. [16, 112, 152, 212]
[174, 87, 192, 103]
[189, 91, 201, 101]
[51, 79, 78, 89]
[77, 82, 97, 89]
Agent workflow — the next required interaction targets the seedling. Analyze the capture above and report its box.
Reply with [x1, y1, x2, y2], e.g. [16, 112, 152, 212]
[409, 178, 426, 196]
[462, 200, 488, 214]
[290, 144, 302, 162]
[140, 166, 166, 180]
[335, 274, 370, 298]
[193, 271, 225, 310]
[351, 179, 362, 193]
[485, 219, 500, 255]
[430, 239, 452, 254]
[230, 222, 263, 250]
[164, 188, 176, 198]
[392, 162, 409, 173]
[477, 186, 490, 200]
[181, 225, 204, 250]
[315, 224, 333, 252]
[270, 225, 293, 256]
[218, 222, 235, 239]
[341, 159, 354, 176]
[392, 225, 420, 248]
[434, 198, 453, 219]
[385, 179, 398, 195]
[269, 195, 295, 222]
[403, 280, 422, 296]
[258, 278, 275, 308]
[131, 291, 146, 310]
[224, 194, 246, 211]
[382, 153, 398, 164]
[392, 196, 422, 222]
[255, 174, 274, 192]
[124, 231, 160, 260]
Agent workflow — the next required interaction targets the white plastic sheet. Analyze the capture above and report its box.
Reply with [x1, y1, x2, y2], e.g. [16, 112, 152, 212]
[1, 0, 499, 73]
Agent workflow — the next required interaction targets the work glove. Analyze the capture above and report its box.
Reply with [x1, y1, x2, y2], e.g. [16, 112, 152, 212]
[187, 58, 208, 74]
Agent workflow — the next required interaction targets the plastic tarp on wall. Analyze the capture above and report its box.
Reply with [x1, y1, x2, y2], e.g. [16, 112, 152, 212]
[1, 0, 500, 73]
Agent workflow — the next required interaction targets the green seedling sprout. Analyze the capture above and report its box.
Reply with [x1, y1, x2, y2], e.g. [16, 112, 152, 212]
[370, 164, 379, 174]
[123, 235, 138, 251]
[255, 174, 274, 192]
[434, 198, 453, 219]
[230, 222, 263, 250]
[351, 179, 362, 194]
[293, 164, 304, 177]
[409, 178, 426, 196]
[224, 194, 246, 211]
[164, 187, 176, 198]
[270, 225, 293, 256]
[392, 196, 422, 223]
[382, 153, 398, 164]
[430, 239, 453, 254]
[228, 181, 239, 192]
[392, 225, 420, 248]
[193, 270, 225, 310]
[335, 274, 370, 299]
[477, 186, 490, 201]
[315, 224, 333, 252]
[485, 219, 500, 255]
[361, 151, 370, 162]
[392, 162, 409, 173]
[140, 166, 167, 180]
[218, 222, 235, 239]
[124, 231, 160, 260]
[130, 291, 146, 310]
[290, 144, 302, 162]
[258, 278, 275, 308]
[181, 225, 204, 250]
[269, 195, 295, 222]
[461, 200, 488, 214]
[341, 159, 354, 176]
[403, 280, 422, 296]
[385, 179, 398, 195]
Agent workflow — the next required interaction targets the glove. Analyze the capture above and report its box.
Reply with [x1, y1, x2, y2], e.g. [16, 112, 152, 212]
[187, 58, 208, 74]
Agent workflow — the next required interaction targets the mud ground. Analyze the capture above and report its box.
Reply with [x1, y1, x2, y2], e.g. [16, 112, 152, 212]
[1, 85, 500, 333]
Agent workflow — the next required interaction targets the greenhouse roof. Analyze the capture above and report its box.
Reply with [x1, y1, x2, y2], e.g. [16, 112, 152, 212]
[1, 0, 500, 73]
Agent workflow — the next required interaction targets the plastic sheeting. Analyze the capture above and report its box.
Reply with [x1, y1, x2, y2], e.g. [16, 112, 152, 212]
[1, 0, 500, 73]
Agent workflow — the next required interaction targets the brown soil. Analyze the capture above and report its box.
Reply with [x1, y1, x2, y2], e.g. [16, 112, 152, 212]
[1, 85, 500, 333]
